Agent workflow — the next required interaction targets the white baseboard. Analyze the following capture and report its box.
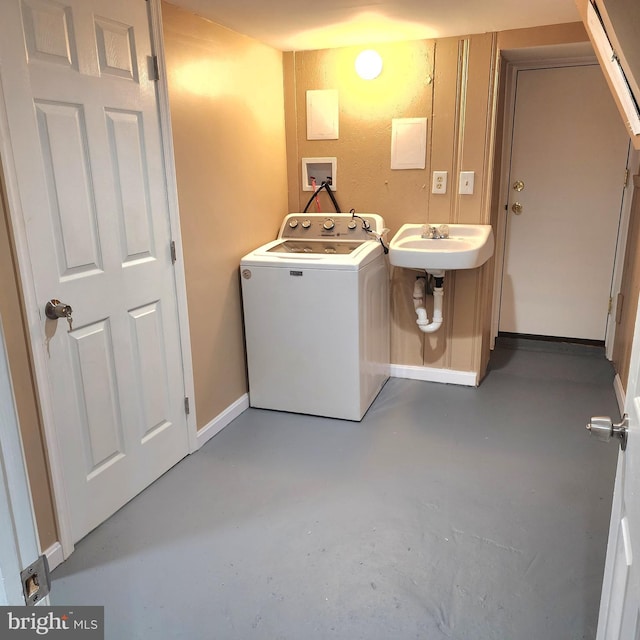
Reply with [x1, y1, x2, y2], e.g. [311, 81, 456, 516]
[390, 364, 478, 387]
[44, 541, 64, 571]
[613, 373, 625, 416]
[196, 393, 249, 450]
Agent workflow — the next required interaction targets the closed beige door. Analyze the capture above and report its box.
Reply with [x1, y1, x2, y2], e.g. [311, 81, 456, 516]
[500, 64, 630, 340]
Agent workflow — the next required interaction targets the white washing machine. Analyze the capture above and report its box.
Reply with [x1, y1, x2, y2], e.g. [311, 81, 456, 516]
[240, 213, 389, 421]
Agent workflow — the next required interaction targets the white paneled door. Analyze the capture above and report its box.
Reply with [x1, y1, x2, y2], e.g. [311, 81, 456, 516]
[0, 0, 190, 543]
[596, 312, 640, 638]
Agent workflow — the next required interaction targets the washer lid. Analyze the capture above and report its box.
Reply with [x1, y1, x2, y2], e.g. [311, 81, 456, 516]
[240, 236, 384, 270]
[267, 240, 366, 255]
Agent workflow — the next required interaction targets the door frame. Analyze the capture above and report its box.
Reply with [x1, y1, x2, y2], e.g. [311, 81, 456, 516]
[490, 53, 639, 352]
[0, 0, 197, 561]
[0, 315, 44, 605]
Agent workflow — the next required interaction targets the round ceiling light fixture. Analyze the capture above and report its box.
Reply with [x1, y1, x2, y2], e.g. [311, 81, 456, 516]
[355, 49, 383, 80]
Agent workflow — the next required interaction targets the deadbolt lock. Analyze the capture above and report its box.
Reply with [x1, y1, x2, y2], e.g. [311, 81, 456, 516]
[513, 180, 525, 192]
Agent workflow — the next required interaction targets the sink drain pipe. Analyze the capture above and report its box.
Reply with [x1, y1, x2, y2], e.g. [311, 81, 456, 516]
[413, 274, 444, 333]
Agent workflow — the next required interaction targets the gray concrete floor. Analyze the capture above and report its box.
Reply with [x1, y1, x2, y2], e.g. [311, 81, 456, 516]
[52, 341, 620, 639]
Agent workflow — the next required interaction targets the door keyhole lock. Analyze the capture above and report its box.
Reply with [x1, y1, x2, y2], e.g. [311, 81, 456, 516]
[586, 414, 628, 451]
[513, 180, 525, 192]
[45, 299, 73, 331]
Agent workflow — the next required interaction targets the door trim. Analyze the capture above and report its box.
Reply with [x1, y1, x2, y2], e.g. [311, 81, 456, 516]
[0, 315, 43, 604]
[0, 0, 196, 560]
[148, 0, 198, 453]
[490, 53, 636, 352]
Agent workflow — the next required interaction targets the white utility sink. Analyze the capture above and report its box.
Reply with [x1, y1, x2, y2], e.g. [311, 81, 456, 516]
[389, 223, 494, 272]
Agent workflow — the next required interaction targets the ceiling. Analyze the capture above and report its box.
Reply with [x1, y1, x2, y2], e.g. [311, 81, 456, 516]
[165, 0, 581, 51]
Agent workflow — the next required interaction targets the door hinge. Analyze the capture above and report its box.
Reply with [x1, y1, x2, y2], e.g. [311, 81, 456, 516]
[615, 292, 624, 324]
[608, 296, 613, 314]
[21, 555, 51, 605]
[184, 397, 190, 415]
[170, 240, 177, 264]
[624, 168, 629, 187]
[150, 55, 160, 81]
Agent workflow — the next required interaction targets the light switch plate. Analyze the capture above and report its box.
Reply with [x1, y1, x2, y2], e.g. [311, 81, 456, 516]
[459, 171, 475, 195]
[432, 171, 447, 194]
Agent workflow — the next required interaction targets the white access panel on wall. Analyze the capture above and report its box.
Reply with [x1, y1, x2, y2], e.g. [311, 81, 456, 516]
[391, 118, 427, 169]
[306, 89, 339, 140]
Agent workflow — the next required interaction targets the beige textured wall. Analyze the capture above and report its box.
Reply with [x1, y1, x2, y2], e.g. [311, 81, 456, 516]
[498, 21, 588, 50]
[284, 35, 498, 378]
[0, 179, 58, 549]
[284, 41, 435, 222]
[162, 3, 288, 428]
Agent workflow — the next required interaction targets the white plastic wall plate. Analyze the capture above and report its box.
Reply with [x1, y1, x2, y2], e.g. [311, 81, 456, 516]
[301, 157, 337, 191]
[459, 171, 475, 195]
[432, 171, 447, 194]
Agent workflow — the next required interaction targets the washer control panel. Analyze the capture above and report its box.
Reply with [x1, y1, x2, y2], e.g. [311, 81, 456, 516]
[279, 214, 383, 241]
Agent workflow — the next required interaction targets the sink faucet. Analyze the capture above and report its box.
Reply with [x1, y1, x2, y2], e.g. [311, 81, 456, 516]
[421, 224, 449, 239]
[421, 225, 438, 239]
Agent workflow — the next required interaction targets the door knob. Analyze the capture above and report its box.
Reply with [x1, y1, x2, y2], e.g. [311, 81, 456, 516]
[586, 414, 628, 451]
[45, 299, 73, 330]
[511, 202, 523, 215]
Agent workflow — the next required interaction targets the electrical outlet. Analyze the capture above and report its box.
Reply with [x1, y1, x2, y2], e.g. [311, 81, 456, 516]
[432, 171, 448, 194]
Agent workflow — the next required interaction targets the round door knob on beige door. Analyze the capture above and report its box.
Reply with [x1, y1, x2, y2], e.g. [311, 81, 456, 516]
[511, 202, 523, 215]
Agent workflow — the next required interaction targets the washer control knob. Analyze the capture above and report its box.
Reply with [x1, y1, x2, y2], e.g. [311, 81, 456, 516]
[301, 219, 311, 229]
[288, 219, 298, 228]
[347, 220, 357, 230]
[323, 218, 335, 230]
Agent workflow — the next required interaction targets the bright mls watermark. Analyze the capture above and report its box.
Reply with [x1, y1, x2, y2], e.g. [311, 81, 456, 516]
[0, 607, 103, 638]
